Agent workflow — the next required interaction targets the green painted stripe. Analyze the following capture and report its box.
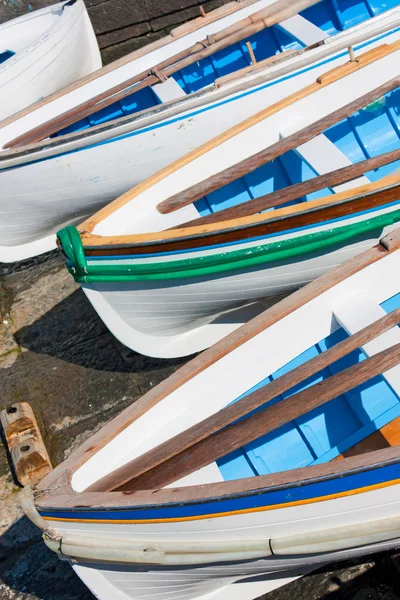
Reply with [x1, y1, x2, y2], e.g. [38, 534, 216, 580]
[58, 209, 400, 283]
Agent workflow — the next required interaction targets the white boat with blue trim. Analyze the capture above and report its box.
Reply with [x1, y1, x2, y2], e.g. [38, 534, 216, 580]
[58, 43, 400, 358]
[1, 0, 400, 262]
[0, 0, 101, 121]
[22, 227, 400, 600]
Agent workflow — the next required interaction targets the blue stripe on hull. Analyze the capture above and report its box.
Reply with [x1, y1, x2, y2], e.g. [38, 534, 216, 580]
[39, 459, 400, 522]
[52, 0, 400, 138]
[0, 50, 15, 65]
[4, 26, 400, 173]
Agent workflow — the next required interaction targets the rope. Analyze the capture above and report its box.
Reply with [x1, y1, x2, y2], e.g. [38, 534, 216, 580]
[149, 68, 168, 83]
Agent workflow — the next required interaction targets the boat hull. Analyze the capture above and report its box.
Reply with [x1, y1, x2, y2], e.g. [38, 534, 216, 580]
[30, 236, 400, 600]
[1, 18, 399, 263]
[0, 0, 101, 121]
[39, 461, 400, 600]
[79, 209, 400, 358]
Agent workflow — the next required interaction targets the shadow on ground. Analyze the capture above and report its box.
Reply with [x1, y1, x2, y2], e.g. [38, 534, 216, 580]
[0, 515, 94, 600]
[0, 514, 399, 600]
[266, 553, 400, 600]
[14, 288, 187, 374]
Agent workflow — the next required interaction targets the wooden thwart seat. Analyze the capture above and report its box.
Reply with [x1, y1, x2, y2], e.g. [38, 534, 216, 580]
[290, 133, 369, 191]
[85, 307, 400, 493]
[278, 14, 328, 45]
[152, 78, 186, 102]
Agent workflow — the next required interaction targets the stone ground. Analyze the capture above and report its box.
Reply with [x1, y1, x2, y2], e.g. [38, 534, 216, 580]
[1, 254, 400, 600]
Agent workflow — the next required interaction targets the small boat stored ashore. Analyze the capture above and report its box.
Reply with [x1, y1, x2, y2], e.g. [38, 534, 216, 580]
[1, 0, 400, 262]
[23, 227, 400, 600]
[0, 0, 101, 121]
[58, 43, 400, 358]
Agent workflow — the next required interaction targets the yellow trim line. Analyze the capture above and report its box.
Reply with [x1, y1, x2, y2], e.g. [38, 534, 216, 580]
[41, 476, 400, 525]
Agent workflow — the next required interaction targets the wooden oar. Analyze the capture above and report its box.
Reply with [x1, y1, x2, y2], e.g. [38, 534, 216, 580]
[119, 341, 400, 491]
[173, 148, 400, 228]
[157, 77, 400, 215]
[4, 0, 322, 150]
[86, 307, 400, 493]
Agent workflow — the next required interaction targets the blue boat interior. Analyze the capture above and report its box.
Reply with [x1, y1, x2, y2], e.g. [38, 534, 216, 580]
[217, 292, 400, 480]
[194, 87, 400, 217]
[52, 0, 398, 138]
[0, 50, 15, 65]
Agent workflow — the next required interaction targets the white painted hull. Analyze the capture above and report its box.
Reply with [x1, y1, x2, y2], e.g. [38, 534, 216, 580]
[71, 537, 400, 600]
[68, 45, 400, 358]
[82, 213, 399, 358]
[0, 0, 101, 121]
[74, 561, 311, 600]
[0, 11, 399, 262]
[30, 240, 400, 600]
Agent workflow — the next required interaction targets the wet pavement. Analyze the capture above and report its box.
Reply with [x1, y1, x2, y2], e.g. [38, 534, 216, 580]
[1, 252, 400, 600]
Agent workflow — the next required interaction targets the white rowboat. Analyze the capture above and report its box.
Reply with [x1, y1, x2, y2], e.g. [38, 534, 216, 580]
[0, 0, 101, 121]
[1, 0, 399, 262]
[23, 227, 400, 600]
[58, 43, 400, 358]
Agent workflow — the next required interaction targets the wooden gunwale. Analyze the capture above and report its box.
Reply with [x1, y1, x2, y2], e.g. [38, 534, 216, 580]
[86, 311, 400, 493]
[37, 230, 400, 495]
[35, 445, 400, 509]
[77, 42, 400, 237]
[81, 174, 400, 256]
[0, 0, 264, 132]
[4, 0, 322, 149]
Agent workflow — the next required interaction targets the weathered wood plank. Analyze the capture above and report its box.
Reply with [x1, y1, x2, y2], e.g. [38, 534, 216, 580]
[175, 148, 400, 227]
[157, 76, 400, 215]
[113, 342, 400, 491]
[86, 309, 400, 493]
[0, 402, 52, 487]
[36, 445, 400, 509]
